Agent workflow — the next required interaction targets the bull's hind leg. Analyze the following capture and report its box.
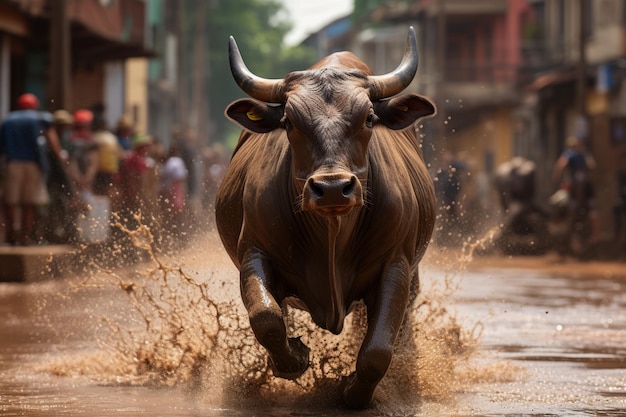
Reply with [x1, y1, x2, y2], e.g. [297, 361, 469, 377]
[240, 248, 310, 379]
[396, 269, 420, 350]
[343, 259, 411, 409]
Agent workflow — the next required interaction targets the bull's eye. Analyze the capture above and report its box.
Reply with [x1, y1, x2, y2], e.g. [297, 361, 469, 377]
[365, 113, 373, 128]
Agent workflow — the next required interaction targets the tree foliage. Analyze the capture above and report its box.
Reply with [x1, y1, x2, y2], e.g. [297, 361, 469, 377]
[353, 0, 386, 21]
[180, 0, 316, 145]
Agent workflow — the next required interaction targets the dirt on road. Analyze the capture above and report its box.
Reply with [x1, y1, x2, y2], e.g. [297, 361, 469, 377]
[465, 253, 626, 278]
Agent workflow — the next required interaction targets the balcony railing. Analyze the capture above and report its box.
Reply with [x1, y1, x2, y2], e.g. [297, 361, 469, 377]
[442, 40, 570, 87]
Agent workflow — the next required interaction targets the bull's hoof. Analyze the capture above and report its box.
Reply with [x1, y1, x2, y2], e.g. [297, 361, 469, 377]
[342, 373, 375, 409]
[269, 337, 310, 380]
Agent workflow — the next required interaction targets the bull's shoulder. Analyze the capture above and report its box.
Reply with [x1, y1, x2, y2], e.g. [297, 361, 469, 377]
[368, 127, 431, 188]
[216, 130, 293, 262]
[227, 130, 289, 170]
[364, 127, 436, 251]
[221, 130, 295, 221]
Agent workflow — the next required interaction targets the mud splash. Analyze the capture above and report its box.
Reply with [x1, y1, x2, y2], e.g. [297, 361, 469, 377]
[36, 217, 486, 412]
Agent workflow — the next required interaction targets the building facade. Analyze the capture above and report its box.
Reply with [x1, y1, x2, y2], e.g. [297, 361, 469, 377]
[346, 0, 626, 240]
[0, 0, 153, 130]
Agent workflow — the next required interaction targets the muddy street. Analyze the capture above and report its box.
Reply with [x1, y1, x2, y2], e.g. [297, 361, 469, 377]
[0, 232, 625, 416]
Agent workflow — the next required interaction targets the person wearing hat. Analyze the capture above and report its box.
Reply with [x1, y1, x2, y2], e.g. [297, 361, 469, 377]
[39, 109, 78, 243]
[157, 143, 188, 247]
[115, 115, 134, 153]
[0, 93, 60, 245]
[553, 135, 600, 244]
[115, 133, 154, 214]
[67, 109, 99, 197]
[52, 109, 73, 153]
[112, 132, 157, 259]
[92, 113, 122, 198]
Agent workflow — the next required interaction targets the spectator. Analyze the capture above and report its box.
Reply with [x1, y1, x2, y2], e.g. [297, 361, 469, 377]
[0, 93, 59, 245]
[114, 115, 134, 154]
[92, 114, 121, 198]
[112, 133, 156, 260]
[157, 144, 188, 246]
[201, 144, 227, 209]
[42, 110, 77, 243]
[552, 135, 600, 242]
[67, 109, 99, 198]
[434, 150, 467, 245]
[435, 151, 466, 213]
[115, 133, 155, 216]
[177, 129, 201, 205]
[52, 109, 73, 153]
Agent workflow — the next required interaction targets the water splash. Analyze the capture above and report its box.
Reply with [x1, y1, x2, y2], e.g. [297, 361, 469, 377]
[39, 216, 488, 411]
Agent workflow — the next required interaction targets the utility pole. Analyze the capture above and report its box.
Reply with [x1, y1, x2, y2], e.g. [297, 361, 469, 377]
[190, 0, 207, 144]
[436, 0, 447, 150]
[576, 0, 588, 140]
[176, 0, 187, 134]
[49, 0, 71, 110]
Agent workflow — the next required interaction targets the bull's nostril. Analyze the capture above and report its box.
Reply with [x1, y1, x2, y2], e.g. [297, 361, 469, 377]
[342, 176, 356, 197]
[305, 175, 361, 209]
[310, 181, 324, 198]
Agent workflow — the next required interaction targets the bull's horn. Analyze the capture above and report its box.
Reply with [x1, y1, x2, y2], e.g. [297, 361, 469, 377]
[229, 36, 285, 103]
[368, 26, 419, 100]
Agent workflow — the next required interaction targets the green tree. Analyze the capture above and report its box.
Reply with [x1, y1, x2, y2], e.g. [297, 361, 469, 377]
[354, 0, 386, 21]
[179, 0, 316, 147]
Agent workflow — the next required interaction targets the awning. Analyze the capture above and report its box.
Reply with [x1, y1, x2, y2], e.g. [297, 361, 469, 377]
[0, 3, 28, 37]
[71, 20, 157, 62]
[524, 69, 577, 93]
[5, 0, 157, 62]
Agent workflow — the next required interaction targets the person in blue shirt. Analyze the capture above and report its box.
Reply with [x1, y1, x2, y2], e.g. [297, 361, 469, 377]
[114, 115, 134, 154]
[0, 93, 60, 245]
[553, 135, 600, 243]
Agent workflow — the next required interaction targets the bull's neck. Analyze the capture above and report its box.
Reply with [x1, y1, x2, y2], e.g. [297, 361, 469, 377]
[326, 215, 343, 331]
[288, 173, 356, 332]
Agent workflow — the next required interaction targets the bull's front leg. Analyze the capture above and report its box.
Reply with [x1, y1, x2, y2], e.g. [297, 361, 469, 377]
[240, 248, 310, 379]
[343, 258, 411, 409]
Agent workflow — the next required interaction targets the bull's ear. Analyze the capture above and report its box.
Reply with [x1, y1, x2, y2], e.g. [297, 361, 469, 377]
[225, 99, 283, 133]
[373, 94, 436, 130]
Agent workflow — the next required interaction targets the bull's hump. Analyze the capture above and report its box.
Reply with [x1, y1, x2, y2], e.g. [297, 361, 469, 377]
[310, 52, 372, 74]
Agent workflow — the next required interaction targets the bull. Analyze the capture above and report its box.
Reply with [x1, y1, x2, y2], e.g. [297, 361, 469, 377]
[215, 27, 436, 408]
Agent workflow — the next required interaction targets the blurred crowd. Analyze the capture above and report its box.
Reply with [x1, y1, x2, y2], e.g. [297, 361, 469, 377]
[3, 92, 625, 261]
[433, 135, 626, 259]
[0, 93, 228, 251]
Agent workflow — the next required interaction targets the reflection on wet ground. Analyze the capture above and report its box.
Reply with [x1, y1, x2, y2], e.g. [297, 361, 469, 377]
[449, 263, 626, 417]
[0, 234, 625, 416]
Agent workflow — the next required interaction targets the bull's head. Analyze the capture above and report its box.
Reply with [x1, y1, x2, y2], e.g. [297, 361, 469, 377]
[226, 27, 435, 217]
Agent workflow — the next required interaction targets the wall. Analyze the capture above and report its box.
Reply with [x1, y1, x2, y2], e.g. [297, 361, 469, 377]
[586, 0, 624, 64]
[71, 65, 104, 111]
[105, 61, 125, 130]
[125, 58, 148, 135]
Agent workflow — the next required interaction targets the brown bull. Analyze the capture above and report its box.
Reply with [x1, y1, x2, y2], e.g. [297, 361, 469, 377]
[215, 27, 436, 408]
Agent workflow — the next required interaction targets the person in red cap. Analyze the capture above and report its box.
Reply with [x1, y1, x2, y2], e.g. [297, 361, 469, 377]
[0, 93, 61, 245]
[17, 93, 39, 110]
[67, 108, 99, 198]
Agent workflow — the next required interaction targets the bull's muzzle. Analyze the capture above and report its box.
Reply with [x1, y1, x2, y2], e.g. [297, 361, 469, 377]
[302, 173, 364, 216]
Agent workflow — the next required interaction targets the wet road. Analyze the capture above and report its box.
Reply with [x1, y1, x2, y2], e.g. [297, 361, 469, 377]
[449, 256, 626, 416]
[0, 234, 625, 416]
